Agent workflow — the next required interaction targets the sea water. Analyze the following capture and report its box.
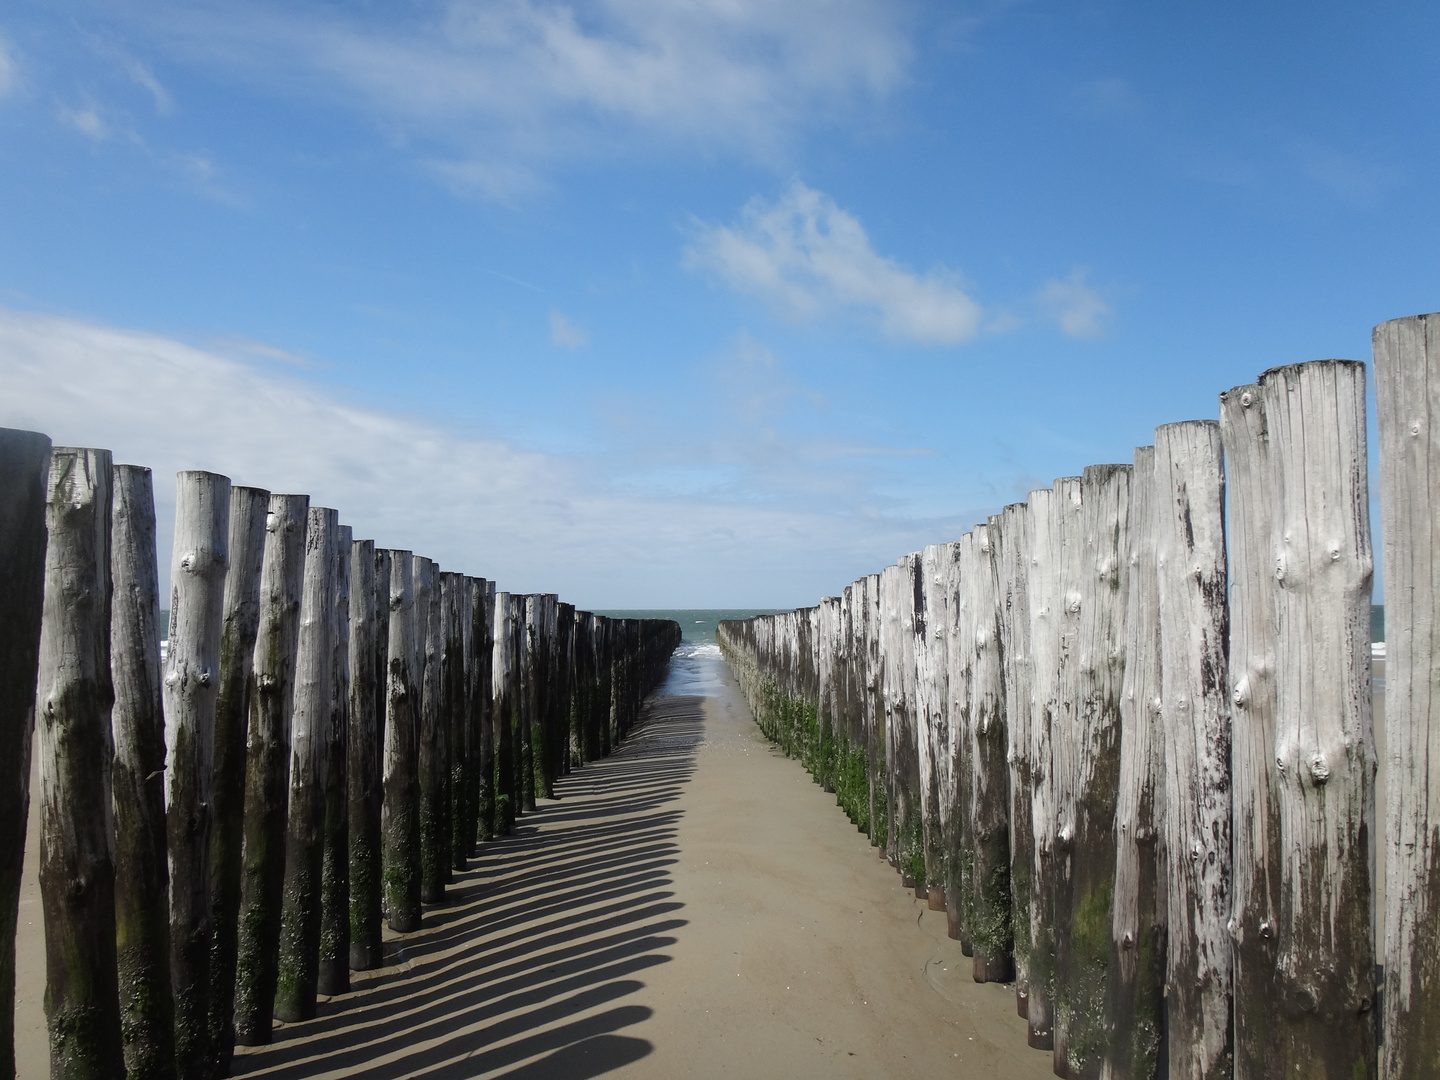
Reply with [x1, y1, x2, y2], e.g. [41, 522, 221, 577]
[593, 609, 786, 698]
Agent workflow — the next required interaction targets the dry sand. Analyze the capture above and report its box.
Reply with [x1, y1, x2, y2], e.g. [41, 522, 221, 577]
[15, 657, 1057, 1079]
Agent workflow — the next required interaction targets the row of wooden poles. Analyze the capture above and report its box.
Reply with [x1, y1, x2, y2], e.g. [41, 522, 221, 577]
[0, 430, 682, 1080]
[718, 312, 1440, 1080]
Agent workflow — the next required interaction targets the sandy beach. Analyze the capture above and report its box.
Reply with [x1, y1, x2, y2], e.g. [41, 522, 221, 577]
[15, 649, 1050, 1078]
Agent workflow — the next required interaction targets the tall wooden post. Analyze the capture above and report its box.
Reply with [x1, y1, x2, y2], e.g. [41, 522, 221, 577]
[233, 493, 308, 1046]
[492, 592, 516, 834]
[1105, 446, 1167, 1080]
[165, 470, 231, 1080]
[1154, 420, 1232, 1080]
[347, 539, 382, 971]
[416, 558, 445, 904]
[1259, 360, 1375, 1079]
[205, 483, 268, 1075]
[1220, 384, 1283, 1080]
[999, 503, 1035, 1018]
[109, 465, 174, 1080]
[1374, 313, 1440, 1079]
[37, 446, 124, 1079]
[0, 429, 49, 1080]
[382, 552, 421, 932]
[476, 581, 496, 842]
[318, 525, 352, 997]
[915, 543, 949, 912]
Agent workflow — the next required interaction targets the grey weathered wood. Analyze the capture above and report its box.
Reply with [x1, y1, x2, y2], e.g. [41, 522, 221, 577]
[205, 483, 268, 1075]
[1219, 384, 1284, 1080]
[36, 446, 124, 1079]
[416, 558, 445, 904]
[1374, 313, 1440, 1080]
[347, 539, 382, 971]
[382, 551, 421, 932]
[1153, 420, 1232, 1080]
[318, 524, 352, 997]
[1000, 502, 1035, 1017]
[233, 492, 308, 1046]
[454, 576, 477, 867]
[915, 543, 949, 910]
[1106, 446, 1166, 1080]
[109, 465, 174, 1080]
[1259, 360, 1376, 1079]
[273, 507, 338, 1024]
[164, 470, 231, 1080]
[950, 535, 977, 942]
[492, 591, 517, 834]
[477, 581, 496, 841]
[0, 428, 49, 1080]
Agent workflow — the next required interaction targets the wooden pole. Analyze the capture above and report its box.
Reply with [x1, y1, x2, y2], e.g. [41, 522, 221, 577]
[1374, 312, 1440, 1080]
[205, 483, 268, 1075]
[0, 428, 49, 1080]
[382, 551, 422, 932]
[915, 543, 949, 912]
[1219, 384, 1284, 1080]
[318, 524, 352, 997]
[1000, 502, 1035, 1019]
[109, 465, 174, 1080]
[492, 591, 516, 834]
[453, 576, 477, 867]
[274, 506, 338, 1023]
[522, 596, 540, 811]
[416, 558, 445, 904]
[477, 580, 496, 842]
[951, 536, 977, 942]
[233, 492, 308, 1046]
[347, 539, 382, 971]
[36, 446, 124, 1079]
[164, 470, 231, 1080]
[1105, 446, 1167, 1080]
[1153, 420, 1232, 1080]
[1259, 360, 1375, 1079]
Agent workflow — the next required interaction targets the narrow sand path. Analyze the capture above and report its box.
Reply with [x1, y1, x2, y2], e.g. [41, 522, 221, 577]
[15, 651, 1052, 1079]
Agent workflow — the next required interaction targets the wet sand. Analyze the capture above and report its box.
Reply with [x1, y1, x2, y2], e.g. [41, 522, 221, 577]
[15, 656, 1052, 1078]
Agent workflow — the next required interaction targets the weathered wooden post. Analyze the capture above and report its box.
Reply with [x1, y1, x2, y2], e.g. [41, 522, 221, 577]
[915, 544, 949, 911]
[415, 558, 445, 904]
[477, 580, 496, 842]
[522, 596, 541, 810]
[1000, 502, 1035, 1018]
[1105, 446, 1167, 1080]
[205, 483, 268, 1075]
[318, 525, 352, 997]
[453, 576, 477, 867]
[36, 446, 124, 1078]
[433, 571, 462, 883]
[1153, 420, 1232, 1080]
[1374, 313, 1440, 1080]
[492, 591, 516, 834]
[382, 552, 422, 932]
[110, 465, 175, 1080]
[347, 539, 382, 971]
[950, 536, 977, 940]
[233, 492, 308, 1046]
[165, 470, 231, 1079]
[274, 506, 337, 1022]
[1259, 360, 1375, 1079]
[0, 429, 49, 1080]
[1219, 385, 1283, 1080]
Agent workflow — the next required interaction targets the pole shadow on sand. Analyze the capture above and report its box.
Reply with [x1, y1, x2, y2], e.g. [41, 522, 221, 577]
[231, 693, 705, 1080]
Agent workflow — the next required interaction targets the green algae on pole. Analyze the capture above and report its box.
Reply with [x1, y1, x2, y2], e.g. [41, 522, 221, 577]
[109, 465, 175, 1080]
[37, 447, 125, 1079]
[1259, 361, 1376, 1079]
[416, 558, 445, 904]
[347, 539, 383, 970]
[318, 525, 352, 997]
[1374, 313, 1440, 1080]
[233, 493, 308, 1046]
[0, 428, 49, 1080]
[205, 483, 268, 1075]
[491, 591, 517, 834]
[382, 552, 422, 932]
[1153, 420, 1232, 1080]
[164, 470, 232, 1080]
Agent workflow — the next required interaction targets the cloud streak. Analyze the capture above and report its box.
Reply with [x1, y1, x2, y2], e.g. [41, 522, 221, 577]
[684, 181, 984, 345]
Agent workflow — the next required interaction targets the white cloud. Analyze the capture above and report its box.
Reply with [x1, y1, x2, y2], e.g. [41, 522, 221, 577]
[59, 104, 109, 140]
[684, 181, 984, 345]
[1039, 269, 1111, 339]
[549, 308, 589, 348]
[124, 58, 173, 114]
[0, 307, 958, 606]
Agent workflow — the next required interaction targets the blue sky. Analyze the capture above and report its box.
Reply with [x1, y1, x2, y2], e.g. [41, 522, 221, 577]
[0, 2, 1432, 606]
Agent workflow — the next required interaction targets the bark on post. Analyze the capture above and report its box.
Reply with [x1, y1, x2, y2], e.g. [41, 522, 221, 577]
[416, 558, 445, 905]
[0, 428, 49, 1080]
[109, 465, 174, 1080]
[318, 525, 351, 997]
[205, 483, 268, 1075]
[274, 507, 337, 1023]
[1373, 313, 1440, 1079]
[1219, 385, 1284, 1080]
[164, 470, 231, 1080]
[347, 539, 382, 971]
[1153, 420, 1232, 1080]
[1258, 360, 1376, 1079]
[36, 446, 124, 1079]
[382, 552, 422, 932]
[233, 493, 308, 1046]
[1106, 446, 1167, 1080]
